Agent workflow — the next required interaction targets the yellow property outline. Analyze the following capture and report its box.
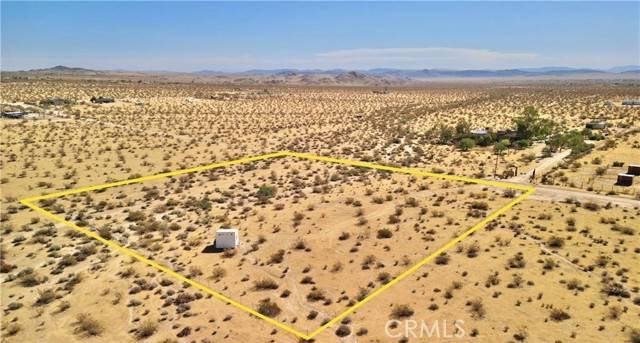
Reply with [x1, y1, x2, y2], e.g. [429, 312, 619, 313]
[19, 151, 534, 340]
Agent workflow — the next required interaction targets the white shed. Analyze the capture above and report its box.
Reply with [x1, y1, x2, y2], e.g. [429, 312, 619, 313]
[215, 228, 239, 249]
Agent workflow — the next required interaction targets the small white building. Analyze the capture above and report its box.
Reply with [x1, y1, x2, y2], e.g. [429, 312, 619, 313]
[215, 228, 239, 249]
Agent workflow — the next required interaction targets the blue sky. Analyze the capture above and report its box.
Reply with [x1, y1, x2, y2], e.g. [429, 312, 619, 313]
[2, 1, 638, 71]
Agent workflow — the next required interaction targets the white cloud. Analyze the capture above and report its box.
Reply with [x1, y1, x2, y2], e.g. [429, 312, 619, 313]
[313, 47, 540, 69]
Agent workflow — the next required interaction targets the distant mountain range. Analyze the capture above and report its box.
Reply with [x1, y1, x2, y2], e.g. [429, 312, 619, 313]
[4, 65, 638, 85]
[192, 66, 640, 78]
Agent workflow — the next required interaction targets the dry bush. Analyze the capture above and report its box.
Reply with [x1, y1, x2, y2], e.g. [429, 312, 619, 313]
[435, 253, 450, 265]
[377, 228, 393, 239]
[253, 278, 279, 290]
[335, 325, 351, 337]
[209, 267, 226, 281]
[468, 298, 486, 319]
[136, 320, 158, 339]
[256, 298, 281, 317]
[549, 308, 571, 322]
[74, 313, 104, 336]
[547, 235, 565, 248]
[390, 304, 414, 319]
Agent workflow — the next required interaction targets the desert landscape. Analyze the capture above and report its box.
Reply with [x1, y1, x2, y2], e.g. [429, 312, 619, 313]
[1, 73, 639, 342]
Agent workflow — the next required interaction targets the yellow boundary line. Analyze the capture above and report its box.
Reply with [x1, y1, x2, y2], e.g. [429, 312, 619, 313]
[19, 151, 534, 340]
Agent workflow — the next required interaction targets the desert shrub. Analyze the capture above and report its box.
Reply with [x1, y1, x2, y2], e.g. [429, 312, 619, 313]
[4, 323, 20, 336]
[435, 253, 450, 265]
[405, 197, 419, 207]
[136, 320, 158, 339]
[209, 267, 226, 280]
[222, 248, 236, 258]
[607, 306, 622, 320]
[543, 258, 556, 270]
[377, 228, 393, 239]
[335, 325, 351, 337]
[35, 289, 56, 306]
[612, 224, 635, 236]
[602, 283, 630, 298]
[390, 304, 414, 318]
[97, 226, 112, 240]
[356, 327, 368, 336]
[470, 201, 489, 210]
[485, 272, 500, 287]
[269, 249, 285, 264]
[307, 310, 318, 320]
[17, 268, 47, 287]
[256, 184, 277, 201]
[503, 189, 517, 198]
[254, 278, 279, 290]
[507, 273, 524, 288]
[549, 308, 571, 321]
[547, 236, 565, 248]
[377, 272, 391, 284]
[595, 166, 608, 176]
[126, 211, 146, 222]
[306, 289, 326, 302]
[466, 242, 480, 258]
[468, 298, 486, 319]
[629, 328, 640, 343]
[513, 327, 528, 341]
[292, 238, 307, 250]
[507, 253, 526, 269]
[583, 202, 600, 211]
[256, 298, 281, 317]
[300, 276, 314, 284]
[74, 313, 104, 336]
[387, 214, 400, 224]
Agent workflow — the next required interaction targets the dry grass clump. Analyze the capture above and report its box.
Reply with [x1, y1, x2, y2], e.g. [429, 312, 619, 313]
[74, 313, 104, 336]
[390, 304, 414, 318]
[549, 308, 571, 322]
[256, 298, 281, 317]
[135, 319, 158, 339]
[467, 298, 486, 319]
[253, 278, 279, 290]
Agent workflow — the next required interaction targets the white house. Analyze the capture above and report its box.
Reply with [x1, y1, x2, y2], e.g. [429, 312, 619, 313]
[215, 228, 239, 249]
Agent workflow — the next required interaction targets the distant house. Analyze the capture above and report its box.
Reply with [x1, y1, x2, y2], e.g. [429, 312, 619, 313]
[497, 130, 518, 140]
[215, 228, 239, 249]
[470, 128, 489, 137]
[622, 99, 640, 106]
[1, 111, 27, 119]
[616, 173, 634, 187]
[90, 96, 115, 104]
[628, 164, 640, 176]
[586, 120, 607, 130]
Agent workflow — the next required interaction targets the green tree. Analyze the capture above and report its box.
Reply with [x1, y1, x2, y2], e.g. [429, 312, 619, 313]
[514, 106, 554, 140]
[494, 139, 510, 155]
[455, 120, 471, 138]
[256, 184, 277, 201]
[459, 137, 476, 151]
[436, 124, 455, 145]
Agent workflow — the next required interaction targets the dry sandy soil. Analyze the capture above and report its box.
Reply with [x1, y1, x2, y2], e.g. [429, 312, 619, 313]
[1, 78, 639, 342]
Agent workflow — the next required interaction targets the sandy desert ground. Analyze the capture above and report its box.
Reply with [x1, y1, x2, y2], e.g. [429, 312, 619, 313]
[1, 78, 639, 342]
